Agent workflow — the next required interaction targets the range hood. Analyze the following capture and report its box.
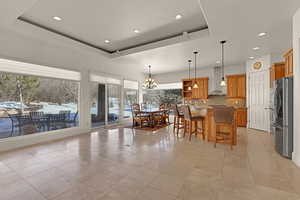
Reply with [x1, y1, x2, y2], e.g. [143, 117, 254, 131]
[210, 66, 225, 95]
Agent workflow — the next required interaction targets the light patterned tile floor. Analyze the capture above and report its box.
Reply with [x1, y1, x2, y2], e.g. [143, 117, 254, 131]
[0, 126, 300, 200]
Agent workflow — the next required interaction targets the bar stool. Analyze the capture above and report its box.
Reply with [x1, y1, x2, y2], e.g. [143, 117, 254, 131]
[173, 105, 185, 136]
[213, 106, 235, 150]
[183, 105, 205, 141]
[160, 103, 170, 124]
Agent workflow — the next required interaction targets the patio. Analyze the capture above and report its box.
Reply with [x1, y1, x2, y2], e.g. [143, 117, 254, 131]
[0, 111, 78, 139]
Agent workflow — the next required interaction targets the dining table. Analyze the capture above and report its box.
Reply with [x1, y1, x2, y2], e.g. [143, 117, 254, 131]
[140, 108, 169, 128]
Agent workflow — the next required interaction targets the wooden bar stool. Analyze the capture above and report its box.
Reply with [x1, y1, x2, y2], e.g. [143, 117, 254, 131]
[213, 106, 235, 150]
[173, 105, 185, 136]
[183, 105, 205, 141]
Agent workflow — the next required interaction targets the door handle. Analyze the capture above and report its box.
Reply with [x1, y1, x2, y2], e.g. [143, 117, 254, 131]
[264, 107, 273, 110]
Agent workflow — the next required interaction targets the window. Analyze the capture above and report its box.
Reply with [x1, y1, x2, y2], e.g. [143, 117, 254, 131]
[0, 72, 79, 139]
[142, 83, 183, 110]
[123, 80, 138, 118]
[124, 89, 138, 118]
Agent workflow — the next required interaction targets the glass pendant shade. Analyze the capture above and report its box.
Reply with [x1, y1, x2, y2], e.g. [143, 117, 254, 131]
[143, 65, 158, 89]
[220, 77, 226, 86]
[193, 82, 199, 89]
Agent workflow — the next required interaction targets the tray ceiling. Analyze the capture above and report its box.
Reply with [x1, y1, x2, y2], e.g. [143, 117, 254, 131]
[20, 0, 207, 53]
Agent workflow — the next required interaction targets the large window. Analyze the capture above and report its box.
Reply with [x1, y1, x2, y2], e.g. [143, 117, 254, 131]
[0, 72, 79, 139]
[142, 83, 183, 110]
[123, 80, 138, 118]
[124, 89, 138, 118]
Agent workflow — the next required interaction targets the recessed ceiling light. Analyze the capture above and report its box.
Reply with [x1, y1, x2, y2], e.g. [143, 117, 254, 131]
[104, 39, 110, 43]
[249, 56, 255, 59]
[258, 32, 267, 37]
[53, 16, 62, 21]
[253, 47, 260, 50]
[133, 29, 140, 33]
[175, 14, 182, 20]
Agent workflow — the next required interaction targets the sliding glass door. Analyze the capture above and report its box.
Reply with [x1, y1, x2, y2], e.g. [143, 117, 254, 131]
[107, 84, 121, 124]
[90, 82, 106, 127]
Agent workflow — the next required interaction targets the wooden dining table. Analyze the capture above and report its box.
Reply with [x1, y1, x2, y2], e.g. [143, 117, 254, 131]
[140, 109, 169, 128]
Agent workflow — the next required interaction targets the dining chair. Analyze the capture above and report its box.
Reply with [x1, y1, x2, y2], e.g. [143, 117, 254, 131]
[183, 105, 205, 141]
[173, 105, 185, 136]
[131, 104, 150, 128]
[213, 106, 235, 150]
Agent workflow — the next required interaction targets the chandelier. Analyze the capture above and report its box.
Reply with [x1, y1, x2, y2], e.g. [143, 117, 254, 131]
[143, 65, 158, 89]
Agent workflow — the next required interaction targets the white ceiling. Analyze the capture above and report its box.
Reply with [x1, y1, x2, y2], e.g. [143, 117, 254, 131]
[0, 0, 300, 75]
[21, 0, 207, 52]
[112, 0, 300, 74]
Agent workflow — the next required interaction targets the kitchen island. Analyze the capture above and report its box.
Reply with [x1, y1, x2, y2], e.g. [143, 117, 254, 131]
[191, 105, 238, 145]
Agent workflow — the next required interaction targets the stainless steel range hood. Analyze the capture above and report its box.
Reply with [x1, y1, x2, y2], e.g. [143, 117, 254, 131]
[210, 66, 225, 95]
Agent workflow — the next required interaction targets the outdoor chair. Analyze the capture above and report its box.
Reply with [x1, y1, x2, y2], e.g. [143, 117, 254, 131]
[17, 115, 36, 135]
[29, 111, 46, 131]
[8, 113, 21, 136]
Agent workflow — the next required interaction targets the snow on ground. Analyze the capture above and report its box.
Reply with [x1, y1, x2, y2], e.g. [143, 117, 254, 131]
[0, 101, 27, 109]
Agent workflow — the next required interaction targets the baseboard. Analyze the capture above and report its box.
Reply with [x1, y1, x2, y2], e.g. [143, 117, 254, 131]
[0, 127, 90, 152]
[292, 151, 300, 167]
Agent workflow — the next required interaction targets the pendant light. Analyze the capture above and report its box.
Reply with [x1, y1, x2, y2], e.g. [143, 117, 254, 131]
[143, 65, 158, 89]
[193, 51, 199, 89]
[188, 60, 192, 91]
[220, 40, 226, 87]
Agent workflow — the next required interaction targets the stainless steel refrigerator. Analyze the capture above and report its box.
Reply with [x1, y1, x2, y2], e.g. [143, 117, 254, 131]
[273, 77, 293, 159]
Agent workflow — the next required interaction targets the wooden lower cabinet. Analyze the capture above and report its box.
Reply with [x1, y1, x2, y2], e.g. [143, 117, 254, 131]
[236, 108, 247, 127]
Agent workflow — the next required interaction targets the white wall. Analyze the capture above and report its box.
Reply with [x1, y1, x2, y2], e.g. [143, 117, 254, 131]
[153, 64, 246, 94]
[293, 8, 300, 167]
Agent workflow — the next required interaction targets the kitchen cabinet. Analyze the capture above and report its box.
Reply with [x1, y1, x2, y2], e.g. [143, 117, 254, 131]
[226, 74, 246, 98]
[236, 108, 247, 127]
[182, 77, 209, 99]
[269, 62, 285, 88]
[283, 48, 293, 77]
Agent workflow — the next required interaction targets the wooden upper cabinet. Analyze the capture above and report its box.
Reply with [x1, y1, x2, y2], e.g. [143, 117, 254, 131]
[269, 62, 285, 88]
[182, 77, 208, 99]
[226, 74, 246, 98]
[227, 76, 236, 97]
[283, 48, 293, 77]
[236, 75, 246, 97]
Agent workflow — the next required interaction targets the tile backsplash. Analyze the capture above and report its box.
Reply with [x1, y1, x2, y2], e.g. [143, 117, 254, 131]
[184, 95, 246, 108]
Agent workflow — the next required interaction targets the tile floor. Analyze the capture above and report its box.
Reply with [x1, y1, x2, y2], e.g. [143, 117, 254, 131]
[0, 126, 300, 200]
